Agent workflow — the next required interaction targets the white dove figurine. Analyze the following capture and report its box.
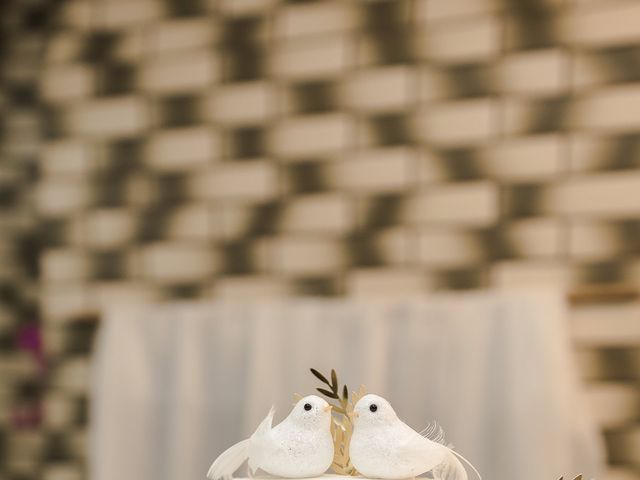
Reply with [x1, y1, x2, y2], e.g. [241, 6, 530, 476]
[349, 394, 480, 480]
[207, 395, 334, 480]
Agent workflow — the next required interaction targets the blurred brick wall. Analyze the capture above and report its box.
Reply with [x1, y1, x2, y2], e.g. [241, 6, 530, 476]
[2, 0, 640, 478]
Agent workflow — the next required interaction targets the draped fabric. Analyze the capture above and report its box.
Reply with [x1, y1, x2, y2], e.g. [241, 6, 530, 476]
[90, 290, 605, 480]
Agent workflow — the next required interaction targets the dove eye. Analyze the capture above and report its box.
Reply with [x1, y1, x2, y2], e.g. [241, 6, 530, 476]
[304, 403, 312, 411]
[369, 404, 378, 413]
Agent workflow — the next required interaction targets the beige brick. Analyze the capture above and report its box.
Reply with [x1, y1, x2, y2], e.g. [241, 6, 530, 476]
[331, 147, 415, 192]
[281, 194, 353, 234]
[98, 0, 165, 30]
[41, 64, 94, 102]
[571, 303, 640, 346]
[68, 96, 148, 138]
[218, 0, 277, 15]
[167, 204, 221, 241]
[141, 242, 217, 283]
[346, 269, 427, 296]
[485, 135, 563, 180]
[275, 237, 345, 275]
[569, 134, 610, 172]
[275, 2, 359, 38]
[507, 218, 562, 258]
[193, 162, 279, 201]
[561, 1, 640, 47]
[148, 18, 217, 54]
[145, 127, 219, 171]
[416, 99, 498, 146]
[415, 0, 500, 23]
[85, 209, 137, 250]
[140, 50, 218, 94]
[271, 35, 353, 80]
[550, 172, 640, 217]
[419, 228, 482, 267]
[376, 227, 416, 265]
[36, 179, 92, 217]
[407, 181, 498, 225]
[585, 382, 640, 429]
[417, 16, 501, 63]
[499, 49, 569, 96]
[491, 261, 571, 288]
[41, 140, 93, 176]
[270, 113, 353, 158]
[568, 221, 621, 260]
[208, 81, 275, 125]
[45, 32, 83, 64]
[342, 66, 416, 113]
[216, 276, 293, 299]
[58, 0, 93, 30]
[572, 85, 640, 132]
[41, 249, 90, 282]
[40, 284, 89, 324]
[89, 282, 161, 311]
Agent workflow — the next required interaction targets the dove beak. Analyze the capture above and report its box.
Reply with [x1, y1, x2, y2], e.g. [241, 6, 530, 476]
[323, 405, 333, 413]
[347, 411, 358, 419]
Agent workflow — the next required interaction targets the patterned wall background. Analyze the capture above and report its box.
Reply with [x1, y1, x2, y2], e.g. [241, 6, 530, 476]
[1, 0, 640, 479]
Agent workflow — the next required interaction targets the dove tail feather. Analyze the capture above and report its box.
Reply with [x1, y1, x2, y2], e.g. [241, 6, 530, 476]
[450, 450, 481, 480]
[206, 439, 251, 480]
[433, 449, 481, 480]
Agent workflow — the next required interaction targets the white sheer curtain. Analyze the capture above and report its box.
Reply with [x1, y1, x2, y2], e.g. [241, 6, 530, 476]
[89, 290, 605, 480]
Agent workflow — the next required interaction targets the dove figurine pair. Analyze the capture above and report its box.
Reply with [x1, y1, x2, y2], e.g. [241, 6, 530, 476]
[207, 394, 480, 480]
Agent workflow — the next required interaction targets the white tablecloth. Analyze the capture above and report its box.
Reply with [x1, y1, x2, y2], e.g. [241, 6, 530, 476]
[90, 290, 605, 480]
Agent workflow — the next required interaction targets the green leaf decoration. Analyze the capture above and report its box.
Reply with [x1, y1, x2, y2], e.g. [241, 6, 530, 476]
[310, 368, 330, 386]
[317, 387, 339, 399]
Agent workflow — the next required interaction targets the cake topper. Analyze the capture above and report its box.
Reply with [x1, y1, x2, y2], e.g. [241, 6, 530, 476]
[207, 395, 333, 480]
[349, 394, 480, 480]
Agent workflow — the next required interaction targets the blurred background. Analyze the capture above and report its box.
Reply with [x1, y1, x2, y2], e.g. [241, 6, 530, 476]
[1, 0, 640, 478]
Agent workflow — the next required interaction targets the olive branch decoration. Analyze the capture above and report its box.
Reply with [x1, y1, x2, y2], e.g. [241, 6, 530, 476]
[295, 368, 366, 476]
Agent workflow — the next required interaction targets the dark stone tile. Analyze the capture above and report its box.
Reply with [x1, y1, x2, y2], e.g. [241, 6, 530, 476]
[221, 242, 254, 274]
[291, 80, 337, 113]
[364, 29, 414, 65]
[138, 206, 170, 242]
[222, 17, 265, 47]
[248, 202, 282, 235]
[502, 183, 546, 218]
[82, 32, 119, 63]
[435, 268, 485, 290]
[98, 62, 136, 96]
[225, 47, 266, 81]
[164, 0, 206, 16]
[362, 194, 404, 228]
[527, 97, 570, 133]
[64, 321, 97, 355]
[474, 226, 517, 260]
[362, 0, 409, 30]
[229, 127, 265, 159]
[157, 94, 201, 127]
[579, 261, 626, 284]
[163, 284, 204, 298]
[443, 64, 494, 98]
[91, 252, 125, 280]
[369, 114, 412, 146]
[347, 234, 383, 267]
[437, 148, 484, 180]
[595, 45, 640, 84]
[293, 277, 340, 296]
[286, 162, 327, 193]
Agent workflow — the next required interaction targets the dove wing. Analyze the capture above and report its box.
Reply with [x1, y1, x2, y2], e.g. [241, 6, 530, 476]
[396, 422, 449, 475]
[248, 407, 278, 474]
